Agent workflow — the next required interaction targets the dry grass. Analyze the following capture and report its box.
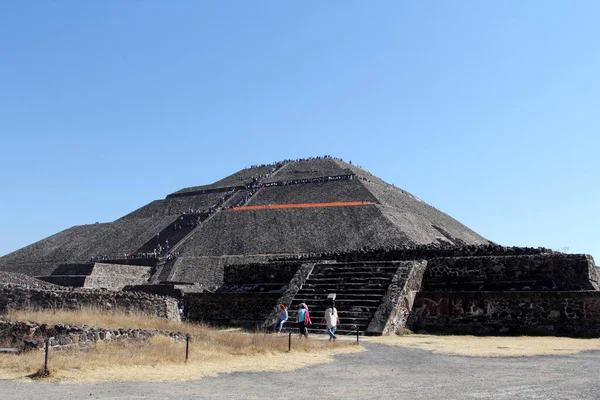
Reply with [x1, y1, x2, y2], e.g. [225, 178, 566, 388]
[0, 308, 362, 382]
[4, 308, 184, 332]
[366, 334, 600, 357]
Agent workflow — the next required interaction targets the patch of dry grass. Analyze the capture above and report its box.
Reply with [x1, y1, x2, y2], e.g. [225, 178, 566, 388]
[366, 334, 600, 357]
[4, 308, 183, 332]
[0, 308, 362, 382]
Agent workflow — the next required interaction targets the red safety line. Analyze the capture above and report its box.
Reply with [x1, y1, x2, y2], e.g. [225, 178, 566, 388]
[229, 201, 375, 211]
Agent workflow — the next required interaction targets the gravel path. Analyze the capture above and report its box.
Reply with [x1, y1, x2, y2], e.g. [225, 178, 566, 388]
[1, 342, 598, 399]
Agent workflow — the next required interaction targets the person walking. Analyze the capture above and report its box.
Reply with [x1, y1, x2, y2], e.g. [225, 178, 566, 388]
[296, 303, 310, 338]
[322, 300, 339, 341]
[273, 304, 288, 333]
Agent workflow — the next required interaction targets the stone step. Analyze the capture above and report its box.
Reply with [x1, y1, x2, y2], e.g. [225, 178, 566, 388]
[217, 283, 288, 293]
[289, 306, 378, 313]
[296, 287, 387, 294]
[313, 264, 399, 270]
[289, 310, 375, 318]
[311, 267, 399, 273]
[309, 272, 396, 279]
[303, 279, 390, 284]
[307, 277, 392, 283]
[294, 292, 385, 300]
[291, 293, 383, 300]
[288, 311, 375, 319]
[290, 308, 380, 316]
[290, 298, 381, 305]
[295, 292, 386, 299]
[284, 316, 371, 325]
[294, 293, 384, 301]
[421, 280, 562, 291]
[291, 299, 382, 307]
[301, 282, 389, 289]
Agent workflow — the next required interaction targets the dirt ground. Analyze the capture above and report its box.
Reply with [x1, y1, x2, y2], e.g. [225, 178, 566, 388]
[0, 336, 598, 399]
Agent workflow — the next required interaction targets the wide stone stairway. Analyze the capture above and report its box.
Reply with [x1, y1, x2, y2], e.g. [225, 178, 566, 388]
[135, 213, 204, 255]
[287, 262, 400, 335]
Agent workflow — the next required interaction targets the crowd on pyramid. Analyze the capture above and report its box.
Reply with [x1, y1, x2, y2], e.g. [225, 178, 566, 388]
[249, 155, 344, 169]
[88, 156, 364, 261]
[261, 174, 355, 188]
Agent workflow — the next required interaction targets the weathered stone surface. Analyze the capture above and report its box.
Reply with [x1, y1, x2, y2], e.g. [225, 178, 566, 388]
[223, 262, 300, 285]
[0, 271, 62, 290]
[39, 263, 151, 291]
[422, 254, 597, 291]
[0, 156, 598, 338]
[263, 263, 316, 328]
[0, 285, 180, 322]
[185, 293, 281, 326]
[0, 320, 187, 351]
[83, 263, 151, 290]
[0, 158, 490, 285]
[412, 291, 600, 337]
[366, 260, 427, 335]
[0, 216, 174, 277]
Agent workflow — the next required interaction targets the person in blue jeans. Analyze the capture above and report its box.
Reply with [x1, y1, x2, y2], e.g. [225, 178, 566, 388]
[273, 304, 288, 333]
[296, 303, 310, 337]
[322, 301, 339, 342]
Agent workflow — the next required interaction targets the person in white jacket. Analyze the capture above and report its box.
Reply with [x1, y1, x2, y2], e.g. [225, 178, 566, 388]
[322, 300, 339, 341]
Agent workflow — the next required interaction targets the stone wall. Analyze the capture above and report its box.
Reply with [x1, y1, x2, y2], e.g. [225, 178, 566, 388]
[263, 263, 316, 328]
[169, 256, 227, 288]
[51, 264, 95, 275]
[83, 263, 151, 290]
[101, 258, 159, 267]
[0, 319, 186, 351]
[366, 260, 427, 335]
[291, 244, 553, 264]
[38, 263, 152, 291]
[422, 254, 597, 291]
[123, 284, 186, 300]
[185, 292, 281, 326]
[0, 285, 180, 322]
[223, 262, 301, 285]
[39, 276, 88, 287]
[588, 255, 600, 290]
[170, 254, 289, 286]
[412, 291, 600, 337]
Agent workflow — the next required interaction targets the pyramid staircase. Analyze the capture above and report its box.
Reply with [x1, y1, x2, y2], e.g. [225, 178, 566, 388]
[286, 262, 400, 335]
[150, 258, 177, 284]
[150, 175, 278, 284]
[135, 213, 205, 255]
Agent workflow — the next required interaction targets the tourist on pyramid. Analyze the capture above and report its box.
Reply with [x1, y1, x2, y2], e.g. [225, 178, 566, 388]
[273, 304, 288, 333]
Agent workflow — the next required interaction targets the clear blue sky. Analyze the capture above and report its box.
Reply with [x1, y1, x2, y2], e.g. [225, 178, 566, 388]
[1, 1, 598, 261]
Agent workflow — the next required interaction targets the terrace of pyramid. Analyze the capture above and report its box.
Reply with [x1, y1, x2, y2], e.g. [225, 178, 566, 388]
[1, 156, 599, 337]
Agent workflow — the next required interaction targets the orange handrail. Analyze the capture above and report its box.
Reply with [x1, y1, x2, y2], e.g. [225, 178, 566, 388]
[228, 201, 375, 211]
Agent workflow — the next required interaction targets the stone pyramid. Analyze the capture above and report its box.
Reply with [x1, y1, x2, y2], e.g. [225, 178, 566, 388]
[0, 157, 488, 286]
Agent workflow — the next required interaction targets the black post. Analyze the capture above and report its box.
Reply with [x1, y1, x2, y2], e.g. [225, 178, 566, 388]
[44, 338, 49, 374]
[185, 334, 190, 362]
[356, 329, 359, 344]
[288, 332, 292, 352]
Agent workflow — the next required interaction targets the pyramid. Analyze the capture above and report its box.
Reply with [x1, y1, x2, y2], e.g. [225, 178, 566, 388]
[0, 157, 489, 285]
[2, 156, 599, 337]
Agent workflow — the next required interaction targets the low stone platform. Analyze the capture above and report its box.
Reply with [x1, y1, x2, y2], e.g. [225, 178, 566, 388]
[413, 290, 600, 336]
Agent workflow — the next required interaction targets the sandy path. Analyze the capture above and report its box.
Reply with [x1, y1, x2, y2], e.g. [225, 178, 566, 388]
[0, 341, 599, 399]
